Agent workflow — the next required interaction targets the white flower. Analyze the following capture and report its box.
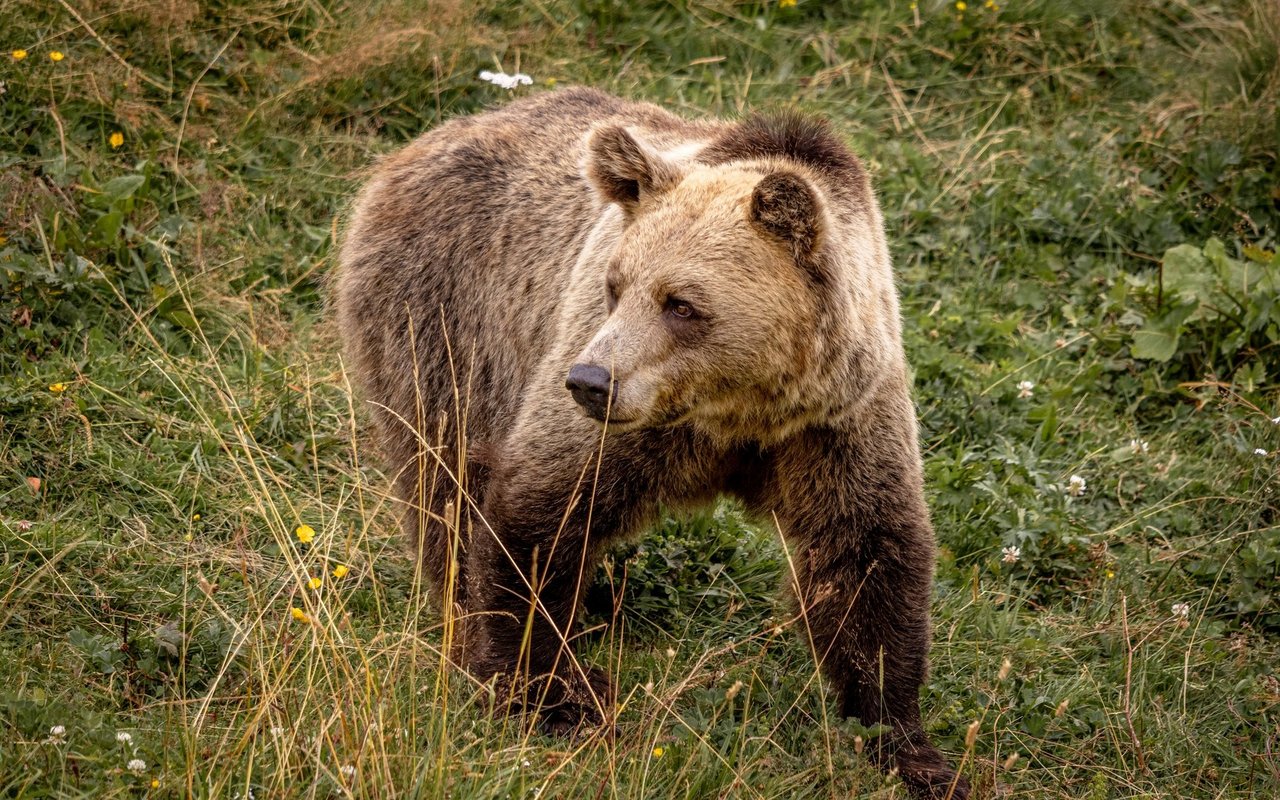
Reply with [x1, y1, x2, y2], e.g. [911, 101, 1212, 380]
[1171, 602, 1191, 620]
[127, 758, 146, 774]
[520, 758, 531, 768]
[340, 764, 356, 779]
[1017, 380, 1035, 398]
[270, 726, 284, 738]
[478, 70, 533, 90]
[1271, 416, 1280, 425]
[1129, 438, 1149, 454]
[1001, 545, 1021, 564]
[47, 725, 66, 743]
[1255, 448, 1269, 456]
[1066, 474, 1087, 497]
[116, 731, 132, 744]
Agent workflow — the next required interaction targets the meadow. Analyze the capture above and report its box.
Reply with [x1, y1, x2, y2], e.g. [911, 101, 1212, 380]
[1, 0, 1278, 797]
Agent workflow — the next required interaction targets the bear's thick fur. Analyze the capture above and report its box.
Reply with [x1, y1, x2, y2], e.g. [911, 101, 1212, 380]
[335, 88, 967, 798]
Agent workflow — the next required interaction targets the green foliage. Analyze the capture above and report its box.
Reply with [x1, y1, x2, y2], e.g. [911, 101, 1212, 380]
[1129, 238, 1279, 386]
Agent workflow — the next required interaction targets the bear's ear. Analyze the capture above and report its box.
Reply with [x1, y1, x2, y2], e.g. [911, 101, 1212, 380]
[749, 171, 827, 272]
[584, 125, 680, 216]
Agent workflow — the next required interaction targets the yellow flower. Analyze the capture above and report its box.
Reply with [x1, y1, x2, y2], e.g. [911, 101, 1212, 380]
[652, 746, 665, 758]
[192, 513, 201, 521]
[290, 606, 310, 623]
[1105, 569, 1115, 580]
[295, 523, 315, 543]
[12, 49, 27, 60]
[985, 0, 998, 8]
[308, 576, 323, 590]
[109, 132, 124, 149]
[779, 0, 797, 7]
[49, 51, 64, 62]
[955, 1, 967, 9]
[183, 533, 193, 543]
[150, 779, 159, 789]
[48, 382, 67, 393]
[332, 564, 350, 579]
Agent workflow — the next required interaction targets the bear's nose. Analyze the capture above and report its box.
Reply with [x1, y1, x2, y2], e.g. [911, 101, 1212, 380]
[565, 364, 615, 420]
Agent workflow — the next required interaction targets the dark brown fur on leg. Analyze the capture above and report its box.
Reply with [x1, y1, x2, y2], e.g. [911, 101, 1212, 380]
[760, 401, 969, 799]
[463, 427, 650, 732]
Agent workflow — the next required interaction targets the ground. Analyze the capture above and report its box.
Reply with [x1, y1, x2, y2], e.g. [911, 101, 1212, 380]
[0, 1, 1277, 798]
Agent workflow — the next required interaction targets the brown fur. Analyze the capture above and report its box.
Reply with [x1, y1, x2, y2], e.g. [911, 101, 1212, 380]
[334, 88, 968, 799]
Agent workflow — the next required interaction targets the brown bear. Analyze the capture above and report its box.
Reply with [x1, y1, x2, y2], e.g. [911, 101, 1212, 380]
[335, 87, 968, 799]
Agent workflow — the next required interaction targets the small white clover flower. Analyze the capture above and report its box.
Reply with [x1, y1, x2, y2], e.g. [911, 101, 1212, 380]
[478, 70, 533, 90]
[339, 764, 356, 780]
[1017, 380, 1035, 398]
[1271, 416, 1280, 425]
[1171, 602, 1191, 620]
[1255, 448, 1269, 456]
[520, 758, 531, 768]
[1129, 438, 1149, 454]
[47, 724, 67, 743]
[1001, 545, 1021, 564]
[116, 731, 132, 744]
[1066, 474, 1087, 497]
[127, 758, 147, 774]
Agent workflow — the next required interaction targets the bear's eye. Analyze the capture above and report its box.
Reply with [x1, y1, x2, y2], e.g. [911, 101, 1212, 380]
[665, 297, 696, 319]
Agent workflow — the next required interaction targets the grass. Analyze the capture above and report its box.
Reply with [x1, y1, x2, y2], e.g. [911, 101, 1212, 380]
[1, 0, 1278, 797]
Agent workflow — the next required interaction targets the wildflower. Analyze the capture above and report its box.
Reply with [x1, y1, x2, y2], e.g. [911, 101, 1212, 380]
[780, 0, 797, 7]
[150, 778, 159, 789]
[49, 382, 67, 393]
[1171, 602, 1190, 620]
[116, 731, 133, 744]
[295, 524, 315, 543]
[339, 764, 356, 780]
[1017, 380, 1034, 398]
[520, 758, 531, 768]
[652, 746, 665, 758]
[270, 726, 284, 738]
[1129, 438, 1149, 454]
[1105, 569, 1115, 579]
[183, 533, 193, 543]
[12, 49, 27, 60]
[16, 520, 32, 532]
[332, 564, 349, 579]
[49, 51, 64, 62]
[47, 725, 66, 743]
[955, 1, 967, 10]
[1066, 474, 1087, 497]
[1271, 416, 1280, 425]
[109, 132, 124, 149]
[290, 606, 310, 623]
[307, 576, 323, 590]
[128, 758, 147, 774]
[1001, 545, 1021, 564]
[192, 513, 201, 521]
[1255, 448, 1269, 456]
[985, 0, 999, 8]
[478, 70, 533, 90]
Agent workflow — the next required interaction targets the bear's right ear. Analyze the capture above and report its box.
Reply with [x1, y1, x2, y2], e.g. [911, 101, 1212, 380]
[584, 125, 680, 217]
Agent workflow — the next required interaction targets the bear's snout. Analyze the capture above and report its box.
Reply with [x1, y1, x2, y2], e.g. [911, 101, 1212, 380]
[565, 364, 617, 421]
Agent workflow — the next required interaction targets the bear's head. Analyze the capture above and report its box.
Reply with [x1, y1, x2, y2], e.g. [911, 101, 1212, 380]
[568, 121, 895, 442]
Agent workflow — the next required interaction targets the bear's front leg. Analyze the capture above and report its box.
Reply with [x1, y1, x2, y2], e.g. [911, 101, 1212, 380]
[768, 425, 970, 800]
[463, 427, 647, 734]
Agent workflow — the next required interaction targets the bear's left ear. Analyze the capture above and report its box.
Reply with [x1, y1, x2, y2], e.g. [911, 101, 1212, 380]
[584, 125, 681, 218]
[749, 171, 828, 273]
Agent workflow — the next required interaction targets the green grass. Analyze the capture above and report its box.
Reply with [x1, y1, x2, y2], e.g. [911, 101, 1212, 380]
[2, 0, 1278, 797]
